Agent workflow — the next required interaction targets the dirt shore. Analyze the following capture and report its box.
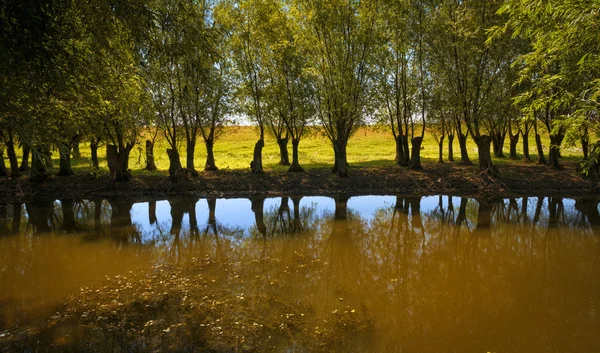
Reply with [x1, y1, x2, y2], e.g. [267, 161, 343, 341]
[1, 161, 597, 201]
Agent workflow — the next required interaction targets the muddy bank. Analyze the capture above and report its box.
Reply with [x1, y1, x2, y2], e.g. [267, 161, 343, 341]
[0, 162, 597, 201]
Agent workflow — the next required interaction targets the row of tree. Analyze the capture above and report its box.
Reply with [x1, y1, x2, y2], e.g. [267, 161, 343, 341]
[1, 0, 599, 181]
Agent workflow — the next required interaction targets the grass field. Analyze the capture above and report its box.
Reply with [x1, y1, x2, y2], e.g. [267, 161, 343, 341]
[3, 126, 585, 176]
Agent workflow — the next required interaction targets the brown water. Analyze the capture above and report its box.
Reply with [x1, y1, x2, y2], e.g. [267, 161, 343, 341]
[0, 195, 598, 352]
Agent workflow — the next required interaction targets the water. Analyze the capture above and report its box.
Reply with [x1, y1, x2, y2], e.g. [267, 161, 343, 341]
[0, 195, 598, 352]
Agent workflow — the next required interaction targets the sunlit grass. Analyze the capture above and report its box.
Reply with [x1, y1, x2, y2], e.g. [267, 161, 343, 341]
[4, 126, 585, 175]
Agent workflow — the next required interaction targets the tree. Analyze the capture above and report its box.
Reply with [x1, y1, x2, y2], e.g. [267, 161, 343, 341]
[261, 0, 316, 172]
[494, 0, 600, 173]
[298, 0, 380, 177]
[220, 0, 273, 174]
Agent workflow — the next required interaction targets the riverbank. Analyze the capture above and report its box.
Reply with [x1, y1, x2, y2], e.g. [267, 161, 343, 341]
[1, 160, 596, 201]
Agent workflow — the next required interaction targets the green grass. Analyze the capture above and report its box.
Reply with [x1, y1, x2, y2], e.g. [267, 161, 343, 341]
[3, 126, 585, 175]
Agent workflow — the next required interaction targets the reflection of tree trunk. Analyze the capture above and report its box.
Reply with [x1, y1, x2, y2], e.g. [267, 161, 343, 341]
[0, 203, 9, 235]
[291, 196, 303, 233]
[188, 199, 198, 239]
[169, 199, 185, 238]
[251, 197, 267, 236]
[109, 200, 136, 243]
[148, 200, 157, 225]
[26, 200, 55, 234]
[521, 197, 529, 224]
[533, 197, 544, 226]
[475, 200, 492, 236]
[19, 144, 30, 171]
[575, 199, 600, 236]
[276, 197, 291, 234]
[61, 200, 76, 233]
[11, 203, 21, 235]
[547, 197, 563, 228]
[94, 200, 103, 234]
[456, 197, 468, 226]
[335, 196, 349, 220]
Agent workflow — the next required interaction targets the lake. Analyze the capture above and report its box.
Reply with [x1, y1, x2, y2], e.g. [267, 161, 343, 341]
[0, 195, 598, 352]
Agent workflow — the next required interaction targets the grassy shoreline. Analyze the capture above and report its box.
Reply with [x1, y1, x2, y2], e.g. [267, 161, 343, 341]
[1, 127, 595, 201]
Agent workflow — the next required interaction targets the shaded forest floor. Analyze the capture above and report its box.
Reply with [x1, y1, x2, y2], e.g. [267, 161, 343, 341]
[1, 160, 597, 201]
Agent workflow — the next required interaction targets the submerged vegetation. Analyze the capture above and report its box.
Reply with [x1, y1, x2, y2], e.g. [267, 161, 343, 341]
[1, 0, 600, 183]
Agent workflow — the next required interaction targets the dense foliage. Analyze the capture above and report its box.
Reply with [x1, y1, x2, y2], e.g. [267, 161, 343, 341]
[1, 0, 598, 180]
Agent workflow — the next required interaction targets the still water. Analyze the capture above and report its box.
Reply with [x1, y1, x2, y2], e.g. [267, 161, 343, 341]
[0, 195, 599, 352]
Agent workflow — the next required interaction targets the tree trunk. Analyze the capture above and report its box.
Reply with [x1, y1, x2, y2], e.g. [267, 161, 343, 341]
[535, 134, 547, 165]
[57, 145, 75, 176]
[582, 136, 589, 160]
[402, 135, 410, 166]
[475, 135, 498, 176]
[250, 139, 264, 173]
[204, 139, 218, 171]
[522, 131, 531, 161]
[333, 141, 349, 177]
[5, 139, 21, 178]
[43, 144, 53, 169]
[437, 135, 445, 163]
[90, 141, 100, 169]
[167, 148, 184, 182]
[394, 136, 404, 165]
[447, 134, 455, 162]
[19, 144, 30, 171]
[185, 138, 198, 176]
[0, 147, 7, 177]
[288, 138, 304, 172]
[29, 145, 50, 181]
[492, 133, 505, 158]
[457, 134, 473, 166]
[548, 134, 564, 170]
[107, 144, 133, 182]
[145, 140, 157, 171]
[509, 133, 519, 160]
[277, 137, 290, 166]
[410, 136, 423, 170]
